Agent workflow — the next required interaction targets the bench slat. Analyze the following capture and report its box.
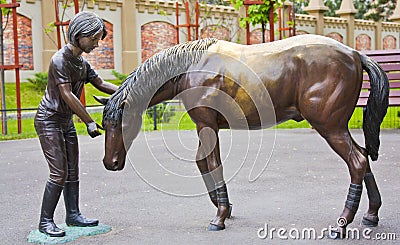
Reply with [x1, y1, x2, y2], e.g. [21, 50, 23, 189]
[357, 98, 368, 106]
[389, 90, 400, 97]
[363, 73, 400, 81]
[357, 97, 400, 107]
[361, 83, 370, 89]
[359, 91, 370, 98]
[362, 49, 400, 56]
[389, 81, 400, 88]
[368, 55, 400, 63]
[356, 50, 400, 107]
[389, 97, 400, 106]
[361, 81, 400, 89]
[358, 90, 400, 98]
[379, 63, 400, 72]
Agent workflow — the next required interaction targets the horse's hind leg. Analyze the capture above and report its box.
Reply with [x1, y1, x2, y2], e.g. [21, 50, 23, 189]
[362, 163, 382, 227]
[196, 141, 218, 208]
[313, 126, 367, 236]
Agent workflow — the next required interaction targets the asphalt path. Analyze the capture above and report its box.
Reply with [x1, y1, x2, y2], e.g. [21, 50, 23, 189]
[0, 129, 399, 244]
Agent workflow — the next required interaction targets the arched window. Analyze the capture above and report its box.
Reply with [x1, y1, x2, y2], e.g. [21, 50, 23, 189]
[141, 22, 177, 62]
[200, 25, 230, 41]
[295, 30, 309, 35]
[3, 13, 33, 70]
[383, 35, 396, 50]
[249, 29, 270, 44]
[326, 32, 343, 43]
[83, 20, 114, 69]
[356, 34, 372, 51]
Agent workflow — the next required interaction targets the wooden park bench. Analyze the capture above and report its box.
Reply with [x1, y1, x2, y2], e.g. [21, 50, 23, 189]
[358, 49, 400, 107]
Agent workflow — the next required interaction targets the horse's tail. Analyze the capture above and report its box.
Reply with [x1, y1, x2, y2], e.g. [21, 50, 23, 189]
[360, 54, 389, 161]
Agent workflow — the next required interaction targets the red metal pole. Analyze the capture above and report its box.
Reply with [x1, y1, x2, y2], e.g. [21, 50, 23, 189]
[246, 5, 250, 45]
[70, 0, 86, 106]
[278, 7, 282, 40]
[72, 0, 85, 105]
[74, 0, 79, 13]
[269, 1, 274, 42]
[176, 2, 179, 43]
[54, 1, 85, 105]
[54, 0, 62, 49]
[11, 0, 21, 133]
[185, 2, 191, 41]
[195, 2, 199, 40]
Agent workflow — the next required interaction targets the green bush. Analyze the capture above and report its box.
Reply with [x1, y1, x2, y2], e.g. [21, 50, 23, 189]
[27, 72, 48, 92]
[146, 103, 176, 123]
[112, 70, 129, 85]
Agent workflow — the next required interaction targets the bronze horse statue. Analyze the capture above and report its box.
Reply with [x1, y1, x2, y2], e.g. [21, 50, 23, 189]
[96, 34, 389, 235]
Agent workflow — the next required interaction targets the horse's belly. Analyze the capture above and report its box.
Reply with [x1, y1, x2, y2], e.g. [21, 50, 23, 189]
[216, 92, 277, 129]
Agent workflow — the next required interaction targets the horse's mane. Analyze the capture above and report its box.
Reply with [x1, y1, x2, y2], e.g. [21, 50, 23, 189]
[102, 38, 219, 125]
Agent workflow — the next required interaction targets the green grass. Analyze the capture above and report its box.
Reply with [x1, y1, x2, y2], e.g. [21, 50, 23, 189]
[142, 111, 196, 131]
[348, 107, 400, 129]
[1, 82, 400, 140]
[2, 81, 120, 110]
[273, 119, 312, 129]
[0, 81, 119, 140]
[274, 107, 400, 129]
[0, 112, 104, 141]
[3, 82, 42, 110]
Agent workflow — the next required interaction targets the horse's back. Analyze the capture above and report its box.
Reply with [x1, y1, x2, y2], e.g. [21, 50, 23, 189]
[186, 35, 363, 129]
[209, 34, 352, 57]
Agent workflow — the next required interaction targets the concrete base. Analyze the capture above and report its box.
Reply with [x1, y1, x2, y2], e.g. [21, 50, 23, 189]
[27, 223, 111, 244]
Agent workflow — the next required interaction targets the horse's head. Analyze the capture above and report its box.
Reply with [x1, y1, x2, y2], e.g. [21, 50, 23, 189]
[95, 96, 126, 171]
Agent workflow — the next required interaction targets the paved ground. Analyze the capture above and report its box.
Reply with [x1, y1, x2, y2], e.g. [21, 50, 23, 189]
[0, 129, 399, 244]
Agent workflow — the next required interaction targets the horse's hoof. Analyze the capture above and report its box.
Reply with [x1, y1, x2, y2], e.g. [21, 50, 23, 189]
[208, 223, 225, 231]
[361, 215, 379, 227]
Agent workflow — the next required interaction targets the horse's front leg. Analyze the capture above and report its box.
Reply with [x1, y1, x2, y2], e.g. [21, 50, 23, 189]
[197, 126, 230, 231]
[196, 141, 218, 208]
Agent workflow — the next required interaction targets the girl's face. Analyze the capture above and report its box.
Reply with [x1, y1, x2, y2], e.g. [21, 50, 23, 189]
[78, 31, 103, 54]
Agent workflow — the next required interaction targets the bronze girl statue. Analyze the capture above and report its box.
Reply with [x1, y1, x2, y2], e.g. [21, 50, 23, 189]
[34, 11, 118, 237]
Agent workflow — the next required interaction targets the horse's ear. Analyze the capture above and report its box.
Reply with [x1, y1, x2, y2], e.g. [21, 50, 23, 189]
[93, 95, 109, 105]
[119, 100, 127, 109]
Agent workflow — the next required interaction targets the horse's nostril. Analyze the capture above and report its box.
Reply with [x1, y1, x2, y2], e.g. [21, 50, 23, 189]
[113, 161, 119, 171]
[103, 159, 118, 171]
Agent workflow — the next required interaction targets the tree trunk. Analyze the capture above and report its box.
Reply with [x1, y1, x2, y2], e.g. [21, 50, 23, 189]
[261, 21, 266, 43]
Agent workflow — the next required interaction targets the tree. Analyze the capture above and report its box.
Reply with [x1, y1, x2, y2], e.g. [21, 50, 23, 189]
[354, 0, 370, 19]
[290, 0, 305, 14]
[290, 0, 398, 21]
[231, 0, 283, 43]
[289, 0, 340, 16]
[365, 0, 397, 21]
[0, 0, 11, 134]
[323, 0, 340, 17]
